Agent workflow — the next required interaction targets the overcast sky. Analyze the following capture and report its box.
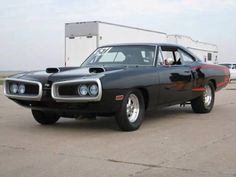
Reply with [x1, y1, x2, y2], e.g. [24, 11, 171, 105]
[0, 0, 236, 70]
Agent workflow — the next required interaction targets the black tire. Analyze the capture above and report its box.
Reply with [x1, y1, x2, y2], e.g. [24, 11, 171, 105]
[32, 110, 60, 125]
[115, 89, 145, 131]
[191, 82, 215, 113]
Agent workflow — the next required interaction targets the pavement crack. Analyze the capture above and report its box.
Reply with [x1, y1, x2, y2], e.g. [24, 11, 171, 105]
[105, 158, 236, 177]
[0, 144, 26, 151]
[106, 159, 195, 172]
[107, 159, 161, 168]
[159, 133, 233, 166]
[1, 143, 235, 177]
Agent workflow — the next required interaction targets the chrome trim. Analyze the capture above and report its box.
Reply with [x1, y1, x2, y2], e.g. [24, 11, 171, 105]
[203, 85, 212, 107]
[51, 78, 102, 102]
[3, 78, 43, 101]
[126, 93, 140, 123]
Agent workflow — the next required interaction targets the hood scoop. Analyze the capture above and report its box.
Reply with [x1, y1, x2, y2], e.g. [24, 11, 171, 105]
[46, 67, 60, 73]
[89, 67, 105, 73]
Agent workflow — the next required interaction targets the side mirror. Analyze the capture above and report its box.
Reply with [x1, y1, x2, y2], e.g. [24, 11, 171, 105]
[165, 58, 175, 65]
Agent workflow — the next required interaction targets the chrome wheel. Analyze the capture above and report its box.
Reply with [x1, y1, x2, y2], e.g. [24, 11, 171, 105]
[126, 94, 140, 123]
[191, 82, 215, 113]
[203, 85, 212, 107]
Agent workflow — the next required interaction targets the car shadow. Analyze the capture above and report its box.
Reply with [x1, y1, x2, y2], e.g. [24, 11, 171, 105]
[34, 105, 194, 132]
[47, 116, 120, 132]
[145, 105, 194, 120]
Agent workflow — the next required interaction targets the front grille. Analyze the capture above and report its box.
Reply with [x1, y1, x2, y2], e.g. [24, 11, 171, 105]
[57, 82, 98, 97]
[26, 84, 39, 95]
[51, 78, 102, 102]
[58, 84, 78, 96]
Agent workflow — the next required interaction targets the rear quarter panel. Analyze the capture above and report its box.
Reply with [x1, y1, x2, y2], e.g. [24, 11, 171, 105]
[192, 64, 230, 91]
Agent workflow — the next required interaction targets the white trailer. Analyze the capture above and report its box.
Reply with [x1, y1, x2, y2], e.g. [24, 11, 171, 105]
[65, 21, 167, 66]
[167, 34, 218, 64]
[65, 21, 218, 66]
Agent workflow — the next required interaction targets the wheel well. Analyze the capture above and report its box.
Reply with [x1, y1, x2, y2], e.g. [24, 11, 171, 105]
[138, 88, 149, 110]
[209, 79, 216, 90]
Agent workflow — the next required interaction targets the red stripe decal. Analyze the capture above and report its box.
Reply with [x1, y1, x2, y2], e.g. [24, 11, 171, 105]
[192, 87, 205, 91]
[191, 64, 230, 89]
[191, 64, 229, 71]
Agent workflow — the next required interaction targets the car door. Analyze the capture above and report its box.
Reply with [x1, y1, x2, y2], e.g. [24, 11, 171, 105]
[157, 46, 193, 105]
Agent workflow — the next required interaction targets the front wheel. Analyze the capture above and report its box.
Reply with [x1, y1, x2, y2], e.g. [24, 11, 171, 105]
[191, 82, 215, 113]
[32, 110, 60, 125]
[115, 89, 145, 131]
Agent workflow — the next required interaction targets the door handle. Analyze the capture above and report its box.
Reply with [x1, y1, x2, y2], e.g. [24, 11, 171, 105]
[184, 70, 190, 73]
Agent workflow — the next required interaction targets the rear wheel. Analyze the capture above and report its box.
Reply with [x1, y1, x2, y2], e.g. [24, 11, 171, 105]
[115, 89, 145, 131]
[191, 82, 215, 113]
[32, 110, 60, 125]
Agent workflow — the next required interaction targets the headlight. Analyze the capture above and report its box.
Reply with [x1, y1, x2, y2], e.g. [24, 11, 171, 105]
[18, 84, 26, 94]
[10, 83, 18, 94]
[89, 84, 98, 96]
[78, 85, 88, 96]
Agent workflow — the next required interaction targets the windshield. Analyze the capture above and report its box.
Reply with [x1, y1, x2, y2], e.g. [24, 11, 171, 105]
[81, 45, 156, 66]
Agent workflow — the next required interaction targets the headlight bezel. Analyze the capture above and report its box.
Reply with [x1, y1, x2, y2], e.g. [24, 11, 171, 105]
[4, 78, 43, 101]
[51, 78, 102, 102]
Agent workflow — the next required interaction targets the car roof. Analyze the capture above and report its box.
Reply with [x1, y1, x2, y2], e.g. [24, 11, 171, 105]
[100, 43, 185, 48]
[99, 43, 200, 61]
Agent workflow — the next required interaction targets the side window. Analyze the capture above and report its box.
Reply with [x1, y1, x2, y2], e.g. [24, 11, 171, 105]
[175, 51, 181, 60]
[174, 50, 182, 65]
[161, 46, 194, 65]
[179, 50, 195, 63]
[162, 51, 176, 65]
[162, 51, 174, 60]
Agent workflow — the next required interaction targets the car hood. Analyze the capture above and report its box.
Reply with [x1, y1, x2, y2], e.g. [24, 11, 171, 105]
[9, 66, 126, 83]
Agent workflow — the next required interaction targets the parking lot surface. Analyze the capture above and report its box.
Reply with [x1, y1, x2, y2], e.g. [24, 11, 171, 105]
[0, 84, 236, 177]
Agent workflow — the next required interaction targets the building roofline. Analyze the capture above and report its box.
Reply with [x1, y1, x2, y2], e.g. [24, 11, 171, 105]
[65, 21, 218, 50]
[65, 21, 167, 35]
[168, 34, 217, 48]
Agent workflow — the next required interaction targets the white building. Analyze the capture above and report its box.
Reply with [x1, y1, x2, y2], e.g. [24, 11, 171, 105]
[65, 21, 218, 66]
[167, 34, 218, 64]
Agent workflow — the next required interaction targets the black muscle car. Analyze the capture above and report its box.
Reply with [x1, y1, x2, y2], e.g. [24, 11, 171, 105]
[4, 44, 230, 131]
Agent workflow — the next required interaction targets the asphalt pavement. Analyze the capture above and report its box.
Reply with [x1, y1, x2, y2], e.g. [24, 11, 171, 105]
[0, 83, 235, 177]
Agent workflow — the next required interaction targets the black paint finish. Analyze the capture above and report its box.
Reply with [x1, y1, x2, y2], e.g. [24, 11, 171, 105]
[5, 44, 230, 117]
